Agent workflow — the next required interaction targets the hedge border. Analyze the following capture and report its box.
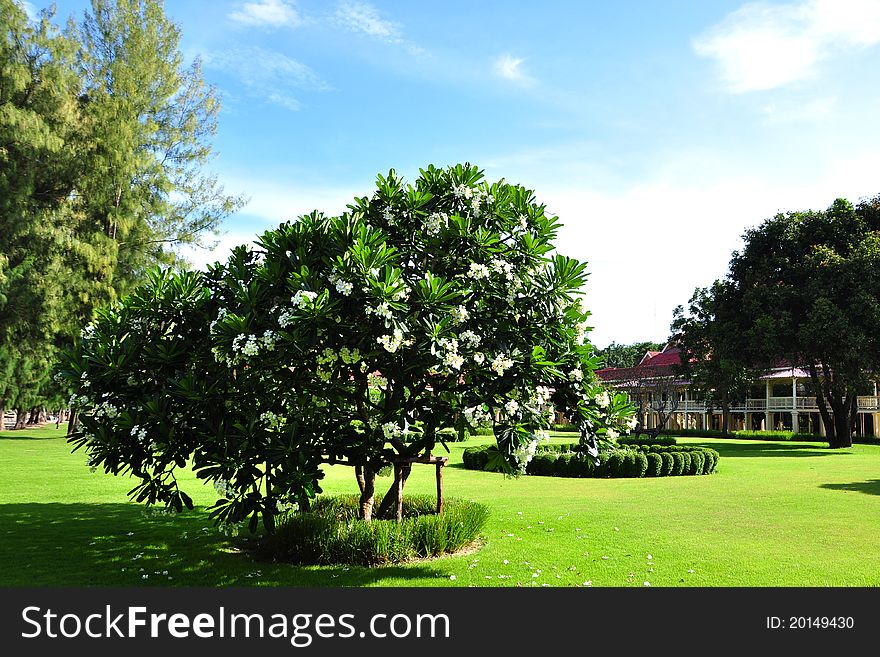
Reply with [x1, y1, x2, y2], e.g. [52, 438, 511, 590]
[462, 443, 719, 478]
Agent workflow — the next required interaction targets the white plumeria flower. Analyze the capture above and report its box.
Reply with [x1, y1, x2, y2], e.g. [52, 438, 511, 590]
[450, 305, 469, 324]
[292, 290, 317, 308]
[378, 328, 405, 353]
[491, 353, 513, 376]
[468, 263, 490, 280]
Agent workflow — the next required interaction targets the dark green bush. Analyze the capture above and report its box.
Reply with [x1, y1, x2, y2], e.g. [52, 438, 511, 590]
[678, 451, 692, 476]
[702, 448, 720, 473]
[689, 451, 705, 475]
[526, 453, 557, 476]
[669, 452, 684, 476]
[617, 435, 677, 447]
[645, 452, 662, 477]
[463, 444, 719, 478]
[462, 445, 493, 470]
[632, 452, 648, 478]
[599, 449, 625, 477]
[555, 453, 573, 475]
[265, 495, 489, 565]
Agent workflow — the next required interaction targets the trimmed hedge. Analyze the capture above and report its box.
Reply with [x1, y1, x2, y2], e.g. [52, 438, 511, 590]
[645, 452, 663, 477]
[461, 443, 719, 478]
[617, 435, 677, 447]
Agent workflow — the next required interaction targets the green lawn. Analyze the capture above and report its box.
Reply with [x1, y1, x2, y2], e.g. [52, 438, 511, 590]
[2, 427, 879, 587]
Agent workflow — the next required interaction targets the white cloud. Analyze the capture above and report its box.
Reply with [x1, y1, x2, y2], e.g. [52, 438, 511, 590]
[203, 47, 327, 111]
[694, 0, 880, 93]
[492, 53, 533, 84]
[334, 0, 401, 41]
[228, 0, 302, 28]
[488, 148, 880, 347]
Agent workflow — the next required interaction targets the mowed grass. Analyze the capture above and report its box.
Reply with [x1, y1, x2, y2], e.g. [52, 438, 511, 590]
[2, 427, 879, 587]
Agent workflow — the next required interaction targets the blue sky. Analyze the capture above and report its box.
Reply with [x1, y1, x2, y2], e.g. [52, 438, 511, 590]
[39, 0, 880, 347]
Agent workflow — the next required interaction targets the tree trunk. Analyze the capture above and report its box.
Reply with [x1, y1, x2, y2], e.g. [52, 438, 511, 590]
[14, 409, 27, 430]
[375, 464, 411, 520]
[356, 466, 376, 522]
[0, 405, 5, 431]
[67, 409, 79, 436]
[721, 392, 730, 435]
[809, 365, 836, 443]
[827, 395, 853, 448]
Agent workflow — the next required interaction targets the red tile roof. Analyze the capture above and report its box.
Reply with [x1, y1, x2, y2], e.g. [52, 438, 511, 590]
[596, 346, 682, 382]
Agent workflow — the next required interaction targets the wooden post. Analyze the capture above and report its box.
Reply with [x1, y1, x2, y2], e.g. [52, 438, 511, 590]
[435, 461, 444, 514]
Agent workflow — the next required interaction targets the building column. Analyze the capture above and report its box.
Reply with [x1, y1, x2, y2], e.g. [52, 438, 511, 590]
[818, 417, 826, 437]
[791, 412, 799, 433]
[745, 411, 751, 431]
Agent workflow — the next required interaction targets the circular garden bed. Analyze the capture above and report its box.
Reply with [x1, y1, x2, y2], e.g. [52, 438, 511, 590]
[260, 494, 489, 566]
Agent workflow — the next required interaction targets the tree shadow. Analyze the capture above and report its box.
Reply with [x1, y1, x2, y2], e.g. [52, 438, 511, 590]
[0, 432, 67, 441]
[0, 503, 448, 587]
[819, 480, 880, 496]
[685, 441, 843, 459]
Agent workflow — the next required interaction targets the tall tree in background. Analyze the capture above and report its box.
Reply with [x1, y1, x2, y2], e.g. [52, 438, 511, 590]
[68, 0, 243, 302]
[595, 340, 664, 369]
[701, 197, 880, 447]
[671, 283, 755, 434]
[0, 0, 242, 426]
[0, 1, 80, 427]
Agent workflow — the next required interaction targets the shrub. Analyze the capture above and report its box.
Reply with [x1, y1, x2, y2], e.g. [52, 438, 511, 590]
[462, 445, 493, 470]
[617, 435, 677, 447]
[437, 427, 469, 442]
[551, 423, 578, 432]
[678, 451, 692, 476]
[464, 443, 719, 478]
[689, 451, 705, 475]
[702, 448, 720, 473]
[569, 455, 595, 478]
[669, 452, 684, 476]
[645, 452, 662, 477]
[526, 453, 557, 477]
[265, 495, 489, 565]
[602, 450, 626, 478]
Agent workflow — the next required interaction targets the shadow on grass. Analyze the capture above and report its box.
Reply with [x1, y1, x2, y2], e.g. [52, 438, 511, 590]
[0, 503, 447, 587]
[819, 480, 880, 496]
[685, 441, 843, 459]
[0, 432, 67, 441]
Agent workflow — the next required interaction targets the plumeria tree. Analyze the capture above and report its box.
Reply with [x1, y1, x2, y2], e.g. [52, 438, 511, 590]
[62, 163, 634, 532]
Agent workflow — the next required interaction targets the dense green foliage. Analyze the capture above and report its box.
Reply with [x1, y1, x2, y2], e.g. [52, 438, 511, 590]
[0, 0, 241, 424]
[594, 340, 664, 369]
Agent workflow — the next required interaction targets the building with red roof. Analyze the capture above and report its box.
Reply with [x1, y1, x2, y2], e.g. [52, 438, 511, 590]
[596, 343, 880, 437]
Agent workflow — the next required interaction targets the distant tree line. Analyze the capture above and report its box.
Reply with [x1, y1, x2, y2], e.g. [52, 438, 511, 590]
[0, 0, 242, 428]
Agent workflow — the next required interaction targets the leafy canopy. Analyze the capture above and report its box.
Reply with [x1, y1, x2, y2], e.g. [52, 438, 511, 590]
[62, 164, 635, 531]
